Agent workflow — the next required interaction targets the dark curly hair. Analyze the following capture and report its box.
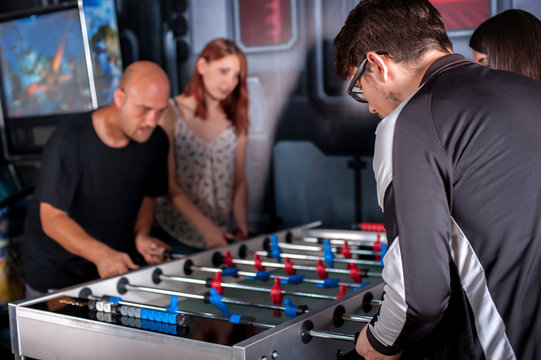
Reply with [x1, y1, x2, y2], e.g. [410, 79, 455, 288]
[334, 0, 452, 80]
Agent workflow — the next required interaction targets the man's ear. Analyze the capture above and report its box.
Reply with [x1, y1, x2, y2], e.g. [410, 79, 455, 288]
[113, 87, 125, 107]
[366, 51, 390, 82]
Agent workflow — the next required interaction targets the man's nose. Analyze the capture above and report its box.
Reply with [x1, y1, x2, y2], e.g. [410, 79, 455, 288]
[144, 111, 160, 127]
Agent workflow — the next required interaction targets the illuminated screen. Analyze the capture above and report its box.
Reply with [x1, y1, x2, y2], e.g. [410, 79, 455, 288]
[430, 0, 490, 30]
[238, 0, 292, 47]
[83, 0, 122, 106]
[0, 8, 93, 118]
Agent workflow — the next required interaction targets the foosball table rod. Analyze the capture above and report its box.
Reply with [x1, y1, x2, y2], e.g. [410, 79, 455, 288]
[186, 263, 364, 289]
[116, 277, 309, 318]
[152, 268, 341, 300]
[78, 287, 275, 329]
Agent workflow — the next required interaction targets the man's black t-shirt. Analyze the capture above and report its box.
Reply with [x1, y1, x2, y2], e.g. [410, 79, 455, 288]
[22, 113, 168, 292]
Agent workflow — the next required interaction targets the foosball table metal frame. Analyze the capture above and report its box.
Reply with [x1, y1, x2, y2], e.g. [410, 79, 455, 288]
[9, 222, 384, 360]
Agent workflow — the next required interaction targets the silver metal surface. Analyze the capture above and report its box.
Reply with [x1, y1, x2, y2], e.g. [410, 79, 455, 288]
[161, 273, 337, 300]
[341, 314, 372, 323]
[304, 228, 387, 243]
[278, 242, 380, 256]
[233, 257, 353, 275]
[255, 250, 382, 266]
[10, 223, 383, 359]
[308, 329, 355, 342]
[234, 282, 384, 360]
[191, 264, 363, 289]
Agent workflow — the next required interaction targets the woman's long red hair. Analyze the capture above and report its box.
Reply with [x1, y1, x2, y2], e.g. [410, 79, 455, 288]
[183, 38, 249, 134]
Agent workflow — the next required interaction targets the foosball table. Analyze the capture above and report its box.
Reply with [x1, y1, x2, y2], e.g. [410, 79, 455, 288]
[9, 222, 387, 360]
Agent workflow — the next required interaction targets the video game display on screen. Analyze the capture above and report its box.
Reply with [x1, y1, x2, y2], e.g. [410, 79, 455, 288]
[0, 7, 93, 118]
[83, 0, 122, 107]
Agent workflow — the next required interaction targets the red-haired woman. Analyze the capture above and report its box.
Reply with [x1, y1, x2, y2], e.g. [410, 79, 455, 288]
[154, 38, 250, 253]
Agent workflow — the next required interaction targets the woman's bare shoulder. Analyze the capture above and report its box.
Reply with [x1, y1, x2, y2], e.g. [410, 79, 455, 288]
[173, 94, 196, 119]
[158, 100, 178, 136]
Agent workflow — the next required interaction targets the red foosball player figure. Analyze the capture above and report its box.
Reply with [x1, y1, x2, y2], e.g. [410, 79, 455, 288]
[336, 285, 347, 299]
[270, 278, 283, 304]
[373, 234, 382, 261]
[211, 272, 224, 295]
[341, 241, 352, 259]
[284, 257, 296, 276]
[348, 262, 363, 283]
[316, 259, 328, 280]
[270, 278, 284, 318]
[254, 253, 265, 272]
[224, 251, 235, 268]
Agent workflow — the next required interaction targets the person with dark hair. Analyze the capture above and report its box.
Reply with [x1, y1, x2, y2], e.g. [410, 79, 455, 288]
[153, 38, 250, 253]
[334, 0, 541, 359]
[22, 61, 172, 297]
[470, 9, 541, 82]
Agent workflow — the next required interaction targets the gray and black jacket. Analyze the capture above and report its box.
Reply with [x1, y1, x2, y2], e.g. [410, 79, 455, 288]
[369, 54, 541, 360]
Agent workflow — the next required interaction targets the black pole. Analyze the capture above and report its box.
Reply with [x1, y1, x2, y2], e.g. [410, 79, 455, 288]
[348, 155, 366, 225]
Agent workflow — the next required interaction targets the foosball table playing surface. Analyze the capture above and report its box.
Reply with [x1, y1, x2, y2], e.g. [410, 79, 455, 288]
[9, 222, 387, 360]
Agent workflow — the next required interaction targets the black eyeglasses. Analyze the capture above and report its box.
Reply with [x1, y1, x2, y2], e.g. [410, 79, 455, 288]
[347, 51, 387, 103]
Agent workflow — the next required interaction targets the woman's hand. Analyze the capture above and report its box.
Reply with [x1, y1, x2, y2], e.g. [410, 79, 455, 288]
[135, 234, 173, 264]
[202, 224, 233, 248]
[234, 223, 252, 240]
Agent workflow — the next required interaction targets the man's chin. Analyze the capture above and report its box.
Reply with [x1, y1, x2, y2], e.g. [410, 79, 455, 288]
[132, 128, 154, 143]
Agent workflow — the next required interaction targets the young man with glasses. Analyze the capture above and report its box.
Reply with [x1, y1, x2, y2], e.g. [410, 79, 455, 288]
[334, 1, 541, 359]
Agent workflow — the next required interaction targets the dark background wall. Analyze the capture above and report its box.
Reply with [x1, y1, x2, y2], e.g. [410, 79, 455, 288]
[0, 0, 540, 231]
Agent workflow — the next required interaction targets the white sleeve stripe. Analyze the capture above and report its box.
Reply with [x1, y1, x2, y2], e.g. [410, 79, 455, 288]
[373, 90, 419, 210]
[451, 219, 516, 360]
[371, 235, 408, 345]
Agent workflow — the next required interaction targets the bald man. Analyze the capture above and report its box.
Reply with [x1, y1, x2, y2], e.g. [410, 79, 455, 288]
[23, 61, 173, 297]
